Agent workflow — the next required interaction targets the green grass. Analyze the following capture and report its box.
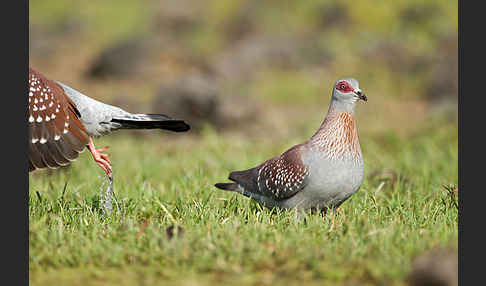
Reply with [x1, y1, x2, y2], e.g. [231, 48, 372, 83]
[29, 117, 457, 285]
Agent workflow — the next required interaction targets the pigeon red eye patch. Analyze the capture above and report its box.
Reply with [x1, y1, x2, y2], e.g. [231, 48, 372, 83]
[336, 81, 353, 93]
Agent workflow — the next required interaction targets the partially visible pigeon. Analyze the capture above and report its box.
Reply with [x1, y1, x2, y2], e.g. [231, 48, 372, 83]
[28, 67, 190, 178]
[215, 78, 367, 213]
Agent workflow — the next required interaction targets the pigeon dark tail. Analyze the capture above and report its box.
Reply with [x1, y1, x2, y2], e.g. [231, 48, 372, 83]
[214, 183, 239, 192]
[111, 114, 190, 132]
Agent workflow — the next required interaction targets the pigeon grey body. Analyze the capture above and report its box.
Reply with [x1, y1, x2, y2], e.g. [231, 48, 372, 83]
[215, 78, 367, 213]
[57, 81, 190, 137]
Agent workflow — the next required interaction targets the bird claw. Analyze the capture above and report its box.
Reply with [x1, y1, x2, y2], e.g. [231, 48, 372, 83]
[88, 139, 113, 179]
[96, 146, 110, 153]
[94, 155, 113, 178]
[98, 152, 111, 164]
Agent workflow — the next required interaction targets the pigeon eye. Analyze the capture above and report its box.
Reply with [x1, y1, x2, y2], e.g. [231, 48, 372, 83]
[340, 84, 346, 90]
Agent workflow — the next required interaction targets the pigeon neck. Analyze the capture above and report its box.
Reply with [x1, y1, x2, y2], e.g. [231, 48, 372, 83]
[328, 97, 356, 114]
[308, 102, 362, 161]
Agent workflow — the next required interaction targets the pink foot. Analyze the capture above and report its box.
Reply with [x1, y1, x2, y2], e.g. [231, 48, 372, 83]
[88, 138, 112, 179]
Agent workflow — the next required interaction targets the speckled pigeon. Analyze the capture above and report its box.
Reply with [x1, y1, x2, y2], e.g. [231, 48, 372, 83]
[28, 67, 190, 178]
[215, 78, 367, 213]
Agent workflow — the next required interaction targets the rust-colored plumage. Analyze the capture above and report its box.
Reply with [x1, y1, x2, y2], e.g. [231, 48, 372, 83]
[28, 68, 90, 172]
[309, 109, 362, 162]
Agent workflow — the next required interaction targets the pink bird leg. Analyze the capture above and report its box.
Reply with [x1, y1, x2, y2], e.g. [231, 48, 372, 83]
[87, 137, 112, 179]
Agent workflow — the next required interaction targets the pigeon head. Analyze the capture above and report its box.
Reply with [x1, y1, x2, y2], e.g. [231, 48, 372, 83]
[331, 78, 367, 105]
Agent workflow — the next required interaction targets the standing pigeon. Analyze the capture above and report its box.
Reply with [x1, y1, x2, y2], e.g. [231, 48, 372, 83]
[215, 78, 367, 213]
[28, 67, 190, 178]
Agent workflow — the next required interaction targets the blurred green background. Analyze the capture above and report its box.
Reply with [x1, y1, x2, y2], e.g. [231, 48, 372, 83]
[29, 0, 457, 138]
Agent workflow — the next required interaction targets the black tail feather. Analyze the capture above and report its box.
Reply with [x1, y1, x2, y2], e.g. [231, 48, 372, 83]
[111, 114, 190, 132]
[228, 169, 255, 186]
[214, 183, 239, 191]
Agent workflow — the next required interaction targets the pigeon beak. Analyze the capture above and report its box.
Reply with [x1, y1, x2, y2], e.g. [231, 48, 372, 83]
[353, 88, 367, 102]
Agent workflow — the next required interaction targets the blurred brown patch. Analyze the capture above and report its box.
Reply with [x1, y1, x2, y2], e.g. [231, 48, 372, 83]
[424, 34, 458, 105]
[152, 1, 202, 38]
[315, 2, 350, 30]
[29, 19, 84, 61]
[222, 1, 258, 42]
[400, 3, 441, 25]
[152, 74, 263, 132]
[85, 38, 150, 80]
[362, 41, 430, 76]
[407, 248, 458, 286]
[210, 35, 332, 83]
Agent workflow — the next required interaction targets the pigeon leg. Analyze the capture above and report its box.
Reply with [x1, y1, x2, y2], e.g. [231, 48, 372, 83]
[87, 137, 112, 178]
[328, 208, 336, 233]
